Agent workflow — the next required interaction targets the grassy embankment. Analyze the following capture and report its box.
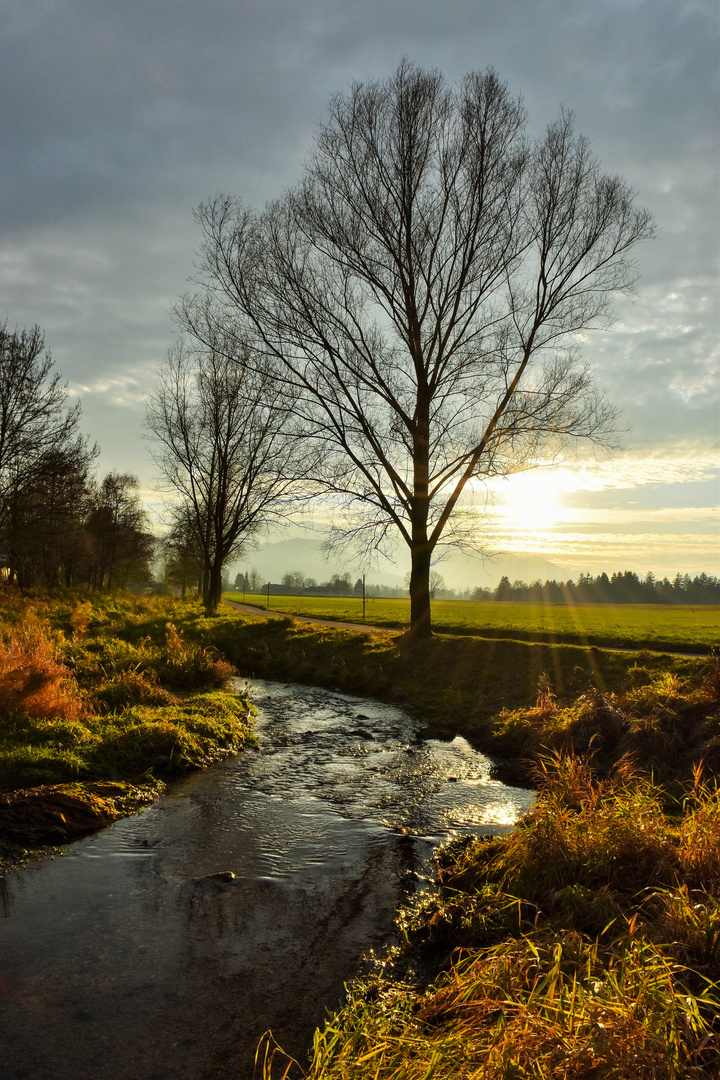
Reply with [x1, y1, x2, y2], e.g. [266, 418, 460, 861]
[227, 592, 719, 654]
[276, 751, 720, 1080]
[0, 589, 253, 858]
[254, 658, 720, 1078]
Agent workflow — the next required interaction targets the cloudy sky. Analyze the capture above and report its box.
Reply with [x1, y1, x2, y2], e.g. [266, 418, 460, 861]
[1, 0, 717, 582]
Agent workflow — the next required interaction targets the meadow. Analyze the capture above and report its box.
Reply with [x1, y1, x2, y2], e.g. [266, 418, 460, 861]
[226, 592, 719, 653]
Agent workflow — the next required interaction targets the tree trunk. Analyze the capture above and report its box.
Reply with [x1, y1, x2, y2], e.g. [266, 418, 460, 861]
[409, 540, 433, 638]
[205, 558, 223, 616]
[408, 397, 433, 638]
[408, 388, 436, 635]
[201, 563, 210, 609]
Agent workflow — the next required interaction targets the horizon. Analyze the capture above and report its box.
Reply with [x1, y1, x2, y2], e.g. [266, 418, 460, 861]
[226, 532, 720, 594]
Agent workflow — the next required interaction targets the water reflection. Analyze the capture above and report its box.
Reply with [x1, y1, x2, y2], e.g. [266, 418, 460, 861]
[0, 679, 533, 1079]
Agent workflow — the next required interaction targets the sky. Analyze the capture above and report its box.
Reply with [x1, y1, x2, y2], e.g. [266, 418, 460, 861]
[0, 0, 718, 585]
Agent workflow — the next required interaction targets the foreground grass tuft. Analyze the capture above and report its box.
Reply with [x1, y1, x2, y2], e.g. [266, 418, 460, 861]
[286, 754, 720, 1080]
[492, 658, 720, 783]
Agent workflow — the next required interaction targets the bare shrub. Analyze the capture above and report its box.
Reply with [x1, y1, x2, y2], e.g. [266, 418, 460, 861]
[0, 626, 80, 721]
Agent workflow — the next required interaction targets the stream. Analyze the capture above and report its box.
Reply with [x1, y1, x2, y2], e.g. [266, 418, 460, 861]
[0, 679, 534, 1080]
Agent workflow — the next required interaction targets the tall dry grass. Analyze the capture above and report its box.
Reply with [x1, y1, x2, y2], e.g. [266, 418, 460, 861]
[291, 753, 720, 1080]
[0, 623, 81, 722]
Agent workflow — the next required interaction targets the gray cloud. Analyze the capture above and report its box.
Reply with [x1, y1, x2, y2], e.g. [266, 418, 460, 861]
[0, 0, 716, 522]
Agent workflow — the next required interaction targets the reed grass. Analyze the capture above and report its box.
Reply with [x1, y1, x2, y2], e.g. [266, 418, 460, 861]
[291, 753, 720, 1080]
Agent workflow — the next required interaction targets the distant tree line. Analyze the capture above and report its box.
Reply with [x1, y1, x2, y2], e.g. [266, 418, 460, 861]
[234, 570, 366, 597]
[477, 571, 720, 605]
[0, 323, 154, 589]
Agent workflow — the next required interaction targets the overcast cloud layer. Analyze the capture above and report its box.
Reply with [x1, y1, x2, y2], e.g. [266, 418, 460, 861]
[0, 0, 717, 576]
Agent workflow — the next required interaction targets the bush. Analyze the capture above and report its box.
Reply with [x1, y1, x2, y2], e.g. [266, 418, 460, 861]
[0, 625, 80, 722]
[152, 622, 237, 689]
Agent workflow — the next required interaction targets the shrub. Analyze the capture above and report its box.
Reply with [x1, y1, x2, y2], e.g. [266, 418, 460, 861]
[152, 622, 236, 688]
[91, 669, 178, 712]
[0, 626, 80, 721]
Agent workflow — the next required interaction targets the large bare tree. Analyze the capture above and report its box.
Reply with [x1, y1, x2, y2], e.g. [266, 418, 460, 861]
[146, 327, 303, 615]
[194, 63, 653, 636]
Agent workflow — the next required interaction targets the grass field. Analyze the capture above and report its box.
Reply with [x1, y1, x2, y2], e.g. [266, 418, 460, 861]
[225, 592, 719, 653]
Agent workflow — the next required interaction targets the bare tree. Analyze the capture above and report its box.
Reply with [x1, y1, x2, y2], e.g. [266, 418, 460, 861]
[194, 63, 653, 636]
[146, 332, 303, 615]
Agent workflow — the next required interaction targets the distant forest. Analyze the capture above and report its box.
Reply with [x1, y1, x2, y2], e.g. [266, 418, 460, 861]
[480, 571, 720, 606]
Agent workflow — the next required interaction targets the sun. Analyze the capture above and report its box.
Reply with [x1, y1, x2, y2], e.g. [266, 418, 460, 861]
[499, 472, 565, 532]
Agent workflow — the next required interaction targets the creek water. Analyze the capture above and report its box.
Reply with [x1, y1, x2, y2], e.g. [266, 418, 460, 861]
[0, 679, 534, 1080]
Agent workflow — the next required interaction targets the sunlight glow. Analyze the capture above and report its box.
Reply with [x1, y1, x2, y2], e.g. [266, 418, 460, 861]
[498, 472, 565, 532]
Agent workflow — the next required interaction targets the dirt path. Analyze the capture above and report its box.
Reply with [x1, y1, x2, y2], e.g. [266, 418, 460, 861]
[222, 596, 393, 634]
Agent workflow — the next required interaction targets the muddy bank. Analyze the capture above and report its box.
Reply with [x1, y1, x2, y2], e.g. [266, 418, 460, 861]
[0, 781, 159, 848]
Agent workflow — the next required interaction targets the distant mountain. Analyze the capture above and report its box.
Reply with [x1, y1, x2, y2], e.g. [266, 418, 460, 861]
[438, 549, 574, 590]
[231, 534, 572, 591]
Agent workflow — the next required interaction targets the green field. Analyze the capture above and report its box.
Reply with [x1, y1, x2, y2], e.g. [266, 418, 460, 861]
[224, 592, 719, 652]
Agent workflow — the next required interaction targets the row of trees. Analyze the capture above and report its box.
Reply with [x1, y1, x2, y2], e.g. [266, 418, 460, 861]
[489, 571, 720, 605]
[0, 323, 153, 589]
[233, 570, 362, 596]
[232, 567, 718, 604]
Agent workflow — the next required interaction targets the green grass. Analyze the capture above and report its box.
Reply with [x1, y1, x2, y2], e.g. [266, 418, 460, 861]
[226, 593, 719, 653]
[0, 692, 254, 793]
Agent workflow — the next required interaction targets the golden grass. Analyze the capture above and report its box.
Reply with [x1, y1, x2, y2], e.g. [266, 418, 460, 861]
[285, 753, 720, 1080]
[0, 622, 81, 722]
